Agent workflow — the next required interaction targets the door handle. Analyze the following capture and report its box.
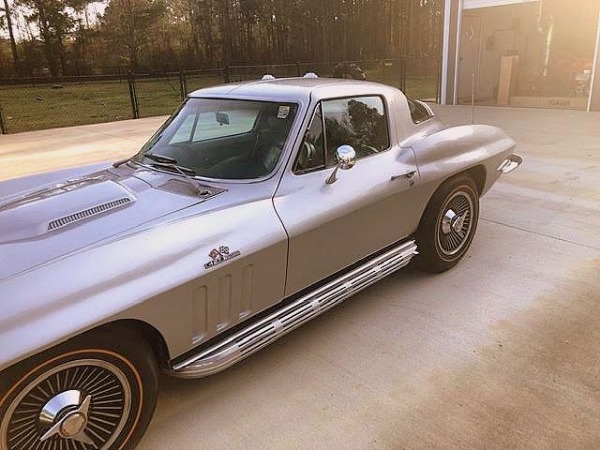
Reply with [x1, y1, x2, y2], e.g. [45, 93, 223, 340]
[391, 170, 416, 181]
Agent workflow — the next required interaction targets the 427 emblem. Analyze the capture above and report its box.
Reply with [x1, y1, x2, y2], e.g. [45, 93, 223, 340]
[204, 246, 242, 269]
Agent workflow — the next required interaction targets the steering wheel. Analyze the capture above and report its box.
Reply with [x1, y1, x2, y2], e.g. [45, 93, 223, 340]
[298, 142, 316, 169]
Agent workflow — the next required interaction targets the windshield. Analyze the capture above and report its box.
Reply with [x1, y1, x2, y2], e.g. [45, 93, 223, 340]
[136, 98, 299, 180]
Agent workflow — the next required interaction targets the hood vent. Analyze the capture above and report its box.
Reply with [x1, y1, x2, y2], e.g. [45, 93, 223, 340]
[47, 197, 132, 232]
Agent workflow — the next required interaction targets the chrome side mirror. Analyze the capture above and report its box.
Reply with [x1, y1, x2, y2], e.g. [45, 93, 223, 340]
[326, 145, 357, 185]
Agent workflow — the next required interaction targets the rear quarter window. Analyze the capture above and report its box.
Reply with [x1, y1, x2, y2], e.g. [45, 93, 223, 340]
[407, 98, 434, 124]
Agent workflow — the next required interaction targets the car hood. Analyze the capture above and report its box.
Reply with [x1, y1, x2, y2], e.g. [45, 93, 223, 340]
[0, 164, 225, 281]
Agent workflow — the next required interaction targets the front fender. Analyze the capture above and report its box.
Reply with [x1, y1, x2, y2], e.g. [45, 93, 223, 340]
[0, 199, 288, 371]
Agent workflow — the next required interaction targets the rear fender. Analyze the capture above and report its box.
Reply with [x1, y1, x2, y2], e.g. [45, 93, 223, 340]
[410, 124, 516, 204]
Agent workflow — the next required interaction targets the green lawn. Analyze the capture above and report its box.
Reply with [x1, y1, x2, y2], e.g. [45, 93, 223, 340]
[1, 79, 132, 133]
[365, 66, 439, 100]
[0, 72, 438, 134]
[0, 76, 222, 133]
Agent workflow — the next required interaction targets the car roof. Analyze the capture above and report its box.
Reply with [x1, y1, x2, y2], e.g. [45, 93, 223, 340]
[188, 77, 402, 103]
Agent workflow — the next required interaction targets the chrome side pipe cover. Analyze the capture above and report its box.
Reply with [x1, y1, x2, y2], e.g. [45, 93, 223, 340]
[169, 240, 418, 379]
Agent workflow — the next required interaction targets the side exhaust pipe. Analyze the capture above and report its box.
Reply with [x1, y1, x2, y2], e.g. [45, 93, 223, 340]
[169, 240, 418, 379]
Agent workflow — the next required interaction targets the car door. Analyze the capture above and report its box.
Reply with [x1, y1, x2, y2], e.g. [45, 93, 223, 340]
[274, 95, 422, 296]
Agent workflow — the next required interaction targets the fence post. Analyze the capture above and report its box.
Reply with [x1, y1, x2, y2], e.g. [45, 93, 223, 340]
[399, 57, 407, 93]
[224, 65, 231, 84]
[0, 103, 7, 134]
[127, 72, 139, 119]
[179, 70, 187, 100]
[296, 61, 301, 77]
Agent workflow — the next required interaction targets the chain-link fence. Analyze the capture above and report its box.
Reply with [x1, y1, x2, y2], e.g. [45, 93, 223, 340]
[0, 57, 440, 134]
[0, 76, 133, 134]
[226, 57, 440, 100]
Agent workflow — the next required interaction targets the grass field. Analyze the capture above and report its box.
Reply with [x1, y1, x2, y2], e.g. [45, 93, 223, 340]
[0, 71, 438, 134]
[0, 75, 223, 134]
[370, 74, 439, 100]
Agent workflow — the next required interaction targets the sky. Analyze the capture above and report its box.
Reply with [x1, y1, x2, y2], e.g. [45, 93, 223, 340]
[1, 1, 107, 40]
[90, 1, 108, 16]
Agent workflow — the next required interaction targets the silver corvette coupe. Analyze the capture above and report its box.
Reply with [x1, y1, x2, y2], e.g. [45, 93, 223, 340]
[0, 77, 521, 450]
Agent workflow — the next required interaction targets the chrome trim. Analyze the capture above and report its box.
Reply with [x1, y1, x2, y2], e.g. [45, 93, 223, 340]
[497, 154, 523, 174]
[169, 240, 418, 379]
[391, 170, 416, 181]
[326, 145, 357, 185]
[39, 390, 83, 426]
[47, 197, 132, 231]
[441, 209, 458, 235]
[437, 191, 473, 257]
[40, 395, 93, 445]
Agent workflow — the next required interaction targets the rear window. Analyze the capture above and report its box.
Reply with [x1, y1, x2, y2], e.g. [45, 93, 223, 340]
[407, 98, 434, 124]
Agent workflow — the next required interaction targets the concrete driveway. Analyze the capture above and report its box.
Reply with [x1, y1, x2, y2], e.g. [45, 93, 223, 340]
[1, 106, 598, 450]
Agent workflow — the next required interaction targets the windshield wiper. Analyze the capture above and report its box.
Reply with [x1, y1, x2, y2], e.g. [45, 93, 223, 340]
[113, 156, 134, 168]
[144, 153, 178, 164]
[149, 161, 210, 196]
[113, 152, 174, 168]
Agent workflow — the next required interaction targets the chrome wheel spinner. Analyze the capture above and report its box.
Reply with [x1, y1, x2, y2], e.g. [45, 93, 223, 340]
[39, 390, 94, 445]
[437, 191, 474, 257]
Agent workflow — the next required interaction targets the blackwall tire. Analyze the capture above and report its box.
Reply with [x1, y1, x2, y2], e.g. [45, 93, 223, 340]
[414, 175, 480, 273]
[0, 328, 159, 450]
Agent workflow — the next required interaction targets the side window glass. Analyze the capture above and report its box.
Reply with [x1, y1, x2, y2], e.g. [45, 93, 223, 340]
[407, 98, 434, 124]
[294, 104, 325, 173]
[322, 96, 389, 166]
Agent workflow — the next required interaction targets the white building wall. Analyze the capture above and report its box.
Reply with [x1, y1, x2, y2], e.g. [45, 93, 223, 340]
[464, 0, 539, 10]
[443, 0, 599, 110]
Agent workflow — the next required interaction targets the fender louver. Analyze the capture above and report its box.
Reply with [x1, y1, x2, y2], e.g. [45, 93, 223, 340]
[47, 197, 132, 232]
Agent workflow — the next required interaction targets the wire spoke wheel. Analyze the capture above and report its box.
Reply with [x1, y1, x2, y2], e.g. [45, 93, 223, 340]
[414, 175, 480, 273]
[1, 330, 160, 450]
[2, 359, 132, 450]
[437, 190, 474, 257]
